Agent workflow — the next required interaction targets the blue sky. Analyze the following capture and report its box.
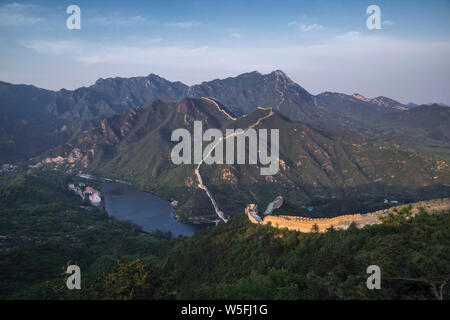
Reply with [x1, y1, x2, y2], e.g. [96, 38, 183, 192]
[0, 0, 449, 104]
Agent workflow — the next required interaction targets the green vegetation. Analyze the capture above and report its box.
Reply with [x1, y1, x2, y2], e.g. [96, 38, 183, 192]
[47, 210, 450, 300]
[0, 170, 163, 299]
[1, 170, 448, 300]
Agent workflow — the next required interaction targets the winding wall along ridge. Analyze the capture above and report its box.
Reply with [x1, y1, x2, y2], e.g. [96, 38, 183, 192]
[196, 98, 274, 223]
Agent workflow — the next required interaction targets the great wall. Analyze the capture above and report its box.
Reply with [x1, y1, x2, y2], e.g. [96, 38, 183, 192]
[195, 99, 274, 223]
[245, 197, 450, 232]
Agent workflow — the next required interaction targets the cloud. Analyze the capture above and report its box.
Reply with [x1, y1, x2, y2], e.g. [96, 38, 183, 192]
[77, 45, 213, 66]
[164, 21, 200, 28]
[22, 40, 81, 55]
[299, 24, 324, 32]
[383, 20, 395, 26]
[230, 33, 241, 38]
[288, 21, 324, 32]
[334, 31, 362, 40]
[0, 2, 44, 26]
[88, 15, 147, 26]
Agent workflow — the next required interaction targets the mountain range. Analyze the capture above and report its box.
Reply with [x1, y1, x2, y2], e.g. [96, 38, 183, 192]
[1, 70, 449, 222]
[2, 70, 440, 163]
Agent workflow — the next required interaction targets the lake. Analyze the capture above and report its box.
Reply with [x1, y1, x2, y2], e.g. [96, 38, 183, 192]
[101, 182, 203, 237]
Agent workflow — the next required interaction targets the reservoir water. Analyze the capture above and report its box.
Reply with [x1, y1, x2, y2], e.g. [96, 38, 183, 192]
[101, 182, 203, 237]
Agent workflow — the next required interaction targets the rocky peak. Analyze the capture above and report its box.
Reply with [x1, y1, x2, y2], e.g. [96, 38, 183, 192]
[270, 70, 293, 84]
[352, 93, 406, 110]
[352, 93, 372, 103]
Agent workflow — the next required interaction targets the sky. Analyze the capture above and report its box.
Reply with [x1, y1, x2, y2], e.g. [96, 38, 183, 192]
[0, 0, 449, 105]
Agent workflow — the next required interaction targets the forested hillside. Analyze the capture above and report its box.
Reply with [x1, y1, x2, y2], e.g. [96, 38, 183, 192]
[1, 170, 448, 300]
[39, 98, 450, 223]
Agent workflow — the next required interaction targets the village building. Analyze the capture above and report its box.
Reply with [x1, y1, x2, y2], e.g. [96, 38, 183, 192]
[84, 186, 95, 195]
[68, 183, 102, 206]
[89, 193, 101, 206]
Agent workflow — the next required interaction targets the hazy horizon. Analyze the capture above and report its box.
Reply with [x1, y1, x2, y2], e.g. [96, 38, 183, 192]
[2, 69, 449, 106]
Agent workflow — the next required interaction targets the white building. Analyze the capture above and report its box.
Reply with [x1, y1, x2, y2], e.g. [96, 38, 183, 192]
[89, 193, 101, 206]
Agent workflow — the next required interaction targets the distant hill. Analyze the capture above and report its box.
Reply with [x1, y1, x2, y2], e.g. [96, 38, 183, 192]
[0, 75, 188, 162]
[0, 82, 65, 162]
[363, 104, 450, 160]
[382, 104, 450, 141]
[47, 74, 188, 121]
[316, 92, 406, 119]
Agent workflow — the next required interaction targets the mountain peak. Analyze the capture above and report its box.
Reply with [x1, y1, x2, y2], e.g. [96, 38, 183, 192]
[273, 69, 286, 76]
[271, 69, 287, 77]
[145, 73, 165, 80]
[269, 70, 294, 84]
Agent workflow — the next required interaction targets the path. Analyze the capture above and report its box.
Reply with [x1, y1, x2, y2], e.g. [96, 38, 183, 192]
[274, 73, 285, 110]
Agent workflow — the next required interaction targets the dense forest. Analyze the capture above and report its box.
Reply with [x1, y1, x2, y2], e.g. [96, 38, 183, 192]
[0, 170, 449, 300]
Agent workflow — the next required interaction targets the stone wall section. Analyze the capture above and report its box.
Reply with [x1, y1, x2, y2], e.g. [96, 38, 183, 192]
[247, 198, 450, 233]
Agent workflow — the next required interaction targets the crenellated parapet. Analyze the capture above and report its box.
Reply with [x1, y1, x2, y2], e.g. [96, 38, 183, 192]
[248, 197, 450, 233]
